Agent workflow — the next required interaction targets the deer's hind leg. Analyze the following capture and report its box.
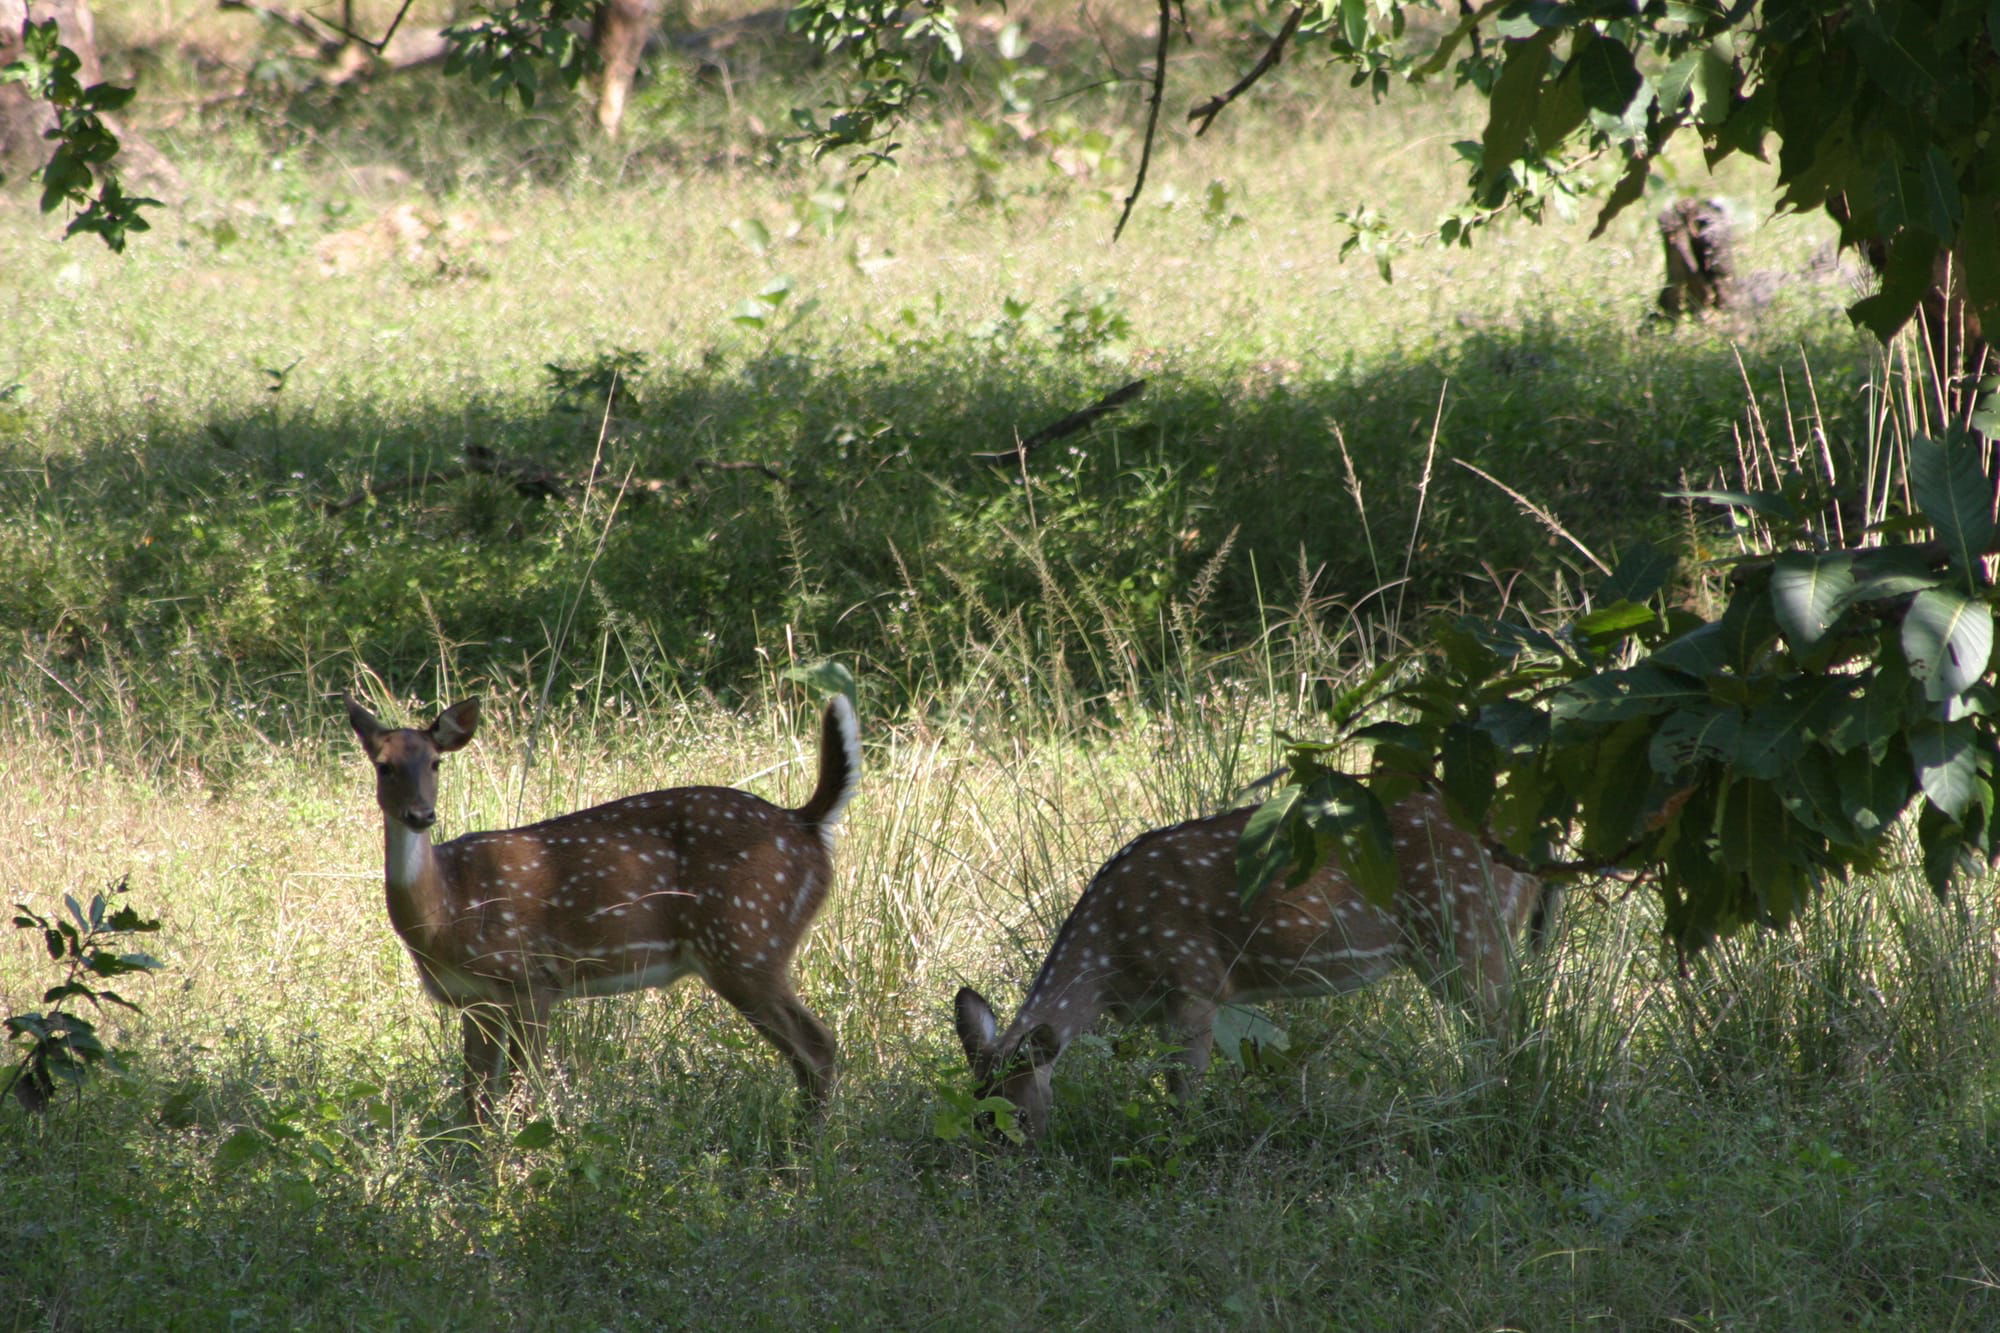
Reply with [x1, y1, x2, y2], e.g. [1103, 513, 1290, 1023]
[711, 971, 838, 1111]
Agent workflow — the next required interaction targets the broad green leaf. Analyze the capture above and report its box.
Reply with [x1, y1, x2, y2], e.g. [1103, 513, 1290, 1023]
[1573, 599, 1657, 643]
[1435, 620, 1500, 682]
[1841, 544, 1942, 604]
[1338, 0, 1368, 51]
[1649, 705, 1741, 774]
[1574, 32, 1644, 126]
[1916, 146, 1962, 238]
[1590, 149, 1652, 239]
[1714, 582, 1781, 672]
[1440, 721, 1498, 827]
[1960, 196, 2000, 323]
[729, 217, 771, 256]
[1779, 746, 1865, 844]
[1837, 739, 1914, 837]
[1901, 586, 1993, 702]
[1770, 552, 1857, 648]
[1211, 1004, 1291, 1072]
[1665, 487, 1799, 521]
[1551, 665, 1706, 727]
[1298, 772, 1399, 907]
[1578, 718, 1656, 855]
[512, 1119, 558, 1150]
[780, 659, 858, 708]
[1475, 698, 1549, 752]
[1911, 720, 1979, 820]
[1655, 49, 1704, 117]
[1650, 622, 1729, 678]
[1691, 43, 1736, 126]
[213, 1128, 266, 1172]
[1532, 58, 1587, 148]
[1908, 432, 1996, 580]
[1848, 229, 1938, 342]
[1481, 30, 1561, 195]
[1239, 784, 1305, 905]
[1918, 800, 1975, 898]
[1718, 782, 1804, 925]
[1600, 541, 1676, 605]
[1735, 678, 1850, 779]
[1824, 653, 1917, 757]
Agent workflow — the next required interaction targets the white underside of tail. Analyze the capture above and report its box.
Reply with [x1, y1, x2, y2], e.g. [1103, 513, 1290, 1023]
[814, 693, 863, 851]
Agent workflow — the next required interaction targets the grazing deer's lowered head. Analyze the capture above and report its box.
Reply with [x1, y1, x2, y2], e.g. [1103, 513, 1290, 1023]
[955, 792, 1552, 1138]
[345, 690, 860, 1124]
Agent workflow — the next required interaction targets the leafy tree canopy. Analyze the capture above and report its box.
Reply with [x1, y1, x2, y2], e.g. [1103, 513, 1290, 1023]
[794, 0, 2000, 343]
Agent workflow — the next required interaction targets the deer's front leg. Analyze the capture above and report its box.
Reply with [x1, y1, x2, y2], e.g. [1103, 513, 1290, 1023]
[459, 1002, 513, 1124]
[1163, 992, 1218, 1107]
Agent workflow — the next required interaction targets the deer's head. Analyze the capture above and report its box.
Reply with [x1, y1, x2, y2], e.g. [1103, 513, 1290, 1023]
[953, 986, 1060, 1140]
[345, 694, 480, 833]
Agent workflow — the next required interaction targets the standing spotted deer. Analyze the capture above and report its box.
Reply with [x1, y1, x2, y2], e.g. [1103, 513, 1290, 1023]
[345, 691, 860, 1124]
[955, 793, 1553, 1137]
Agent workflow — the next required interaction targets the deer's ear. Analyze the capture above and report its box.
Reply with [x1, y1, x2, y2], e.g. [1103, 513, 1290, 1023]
[344, 693, 387, 758]
[954, 987, 998, 1064]
[1022, 1022, 1061, 1069]
[431, 699, 481, 752]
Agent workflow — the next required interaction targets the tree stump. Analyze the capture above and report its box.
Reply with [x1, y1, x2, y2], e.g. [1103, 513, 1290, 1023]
[1656, 197, 1738, 318]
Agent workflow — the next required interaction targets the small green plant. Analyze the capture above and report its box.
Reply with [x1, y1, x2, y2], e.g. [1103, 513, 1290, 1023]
[931, 1081, 1025, 1145]
[543, 347, 648, 415]
[1201, 179, 1249, 232]
[1051, 286, 1131, 357]
[5, 878, 164, 1113]
[729, 275, 819, 341]
[0, 20, 158, 249]
[0, 379, 29, 437]
[442, 0, 598, 109]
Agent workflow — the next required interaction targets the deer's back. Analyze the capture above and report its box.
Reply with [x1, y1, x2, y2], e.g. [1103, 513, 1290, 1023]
[433, 786, 834, 995]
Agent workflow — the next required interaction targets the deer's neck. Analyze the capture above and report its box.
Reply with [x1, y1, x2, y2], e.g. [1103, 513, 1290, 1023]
[382, 820, 450, 947]
[1016, 966, 1101, 1051]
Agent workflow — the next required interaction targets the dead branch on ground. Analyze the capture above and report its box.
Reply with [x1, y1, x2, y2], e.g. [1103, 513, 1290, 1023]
[972, 379, 1149, 469]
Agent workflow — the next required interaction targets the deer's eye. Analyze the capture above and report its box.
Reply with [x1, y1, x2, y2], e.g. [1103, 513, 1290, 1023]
[374, 762, 393, 777]
[431, 759, 442, 772]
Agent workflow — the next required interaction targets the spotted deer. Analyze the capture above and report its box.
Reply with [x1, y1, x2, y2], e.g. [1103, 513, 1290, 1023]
[954, 792, 1553, 1137]
[345, 691, 860, 1124]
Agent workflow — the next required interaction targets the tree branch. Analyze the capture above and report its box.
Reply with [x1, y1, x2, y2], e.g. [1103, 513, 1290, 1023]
[1187, 4, 1305, 138]
[325, 444, 799, 514]
[971, 379, 1149, 468]
[1113, 0, 1174, 243]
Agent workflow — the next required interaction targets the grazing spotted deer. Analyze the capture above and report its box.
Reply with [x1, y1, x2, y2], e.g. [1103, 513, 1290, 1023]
[954, 792, 1553, 1137]
[345, 691, 860, 1124]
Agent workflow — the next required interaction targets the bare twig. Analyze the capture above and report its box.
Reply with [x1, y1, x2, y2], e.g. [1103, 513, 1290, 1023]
[325, 443, 797, 514]
[217, 0, 342, 53]
[294, 0, 416, 53]
[1113, 0, 1174, 243]
[691, 459, 794, 488]
[1187, 4, 1305, 137]
[971, 379, 1149, 468]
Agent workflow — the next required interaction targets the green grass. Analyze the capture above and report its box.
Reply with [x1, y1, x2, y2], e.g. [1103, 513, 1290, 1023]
[5, 13, 1990, 1329]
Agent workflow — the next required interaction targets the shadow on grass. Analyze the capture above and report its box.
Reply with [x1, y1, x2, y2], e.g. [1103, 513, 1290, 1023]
[3, 316, 1876, 750]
